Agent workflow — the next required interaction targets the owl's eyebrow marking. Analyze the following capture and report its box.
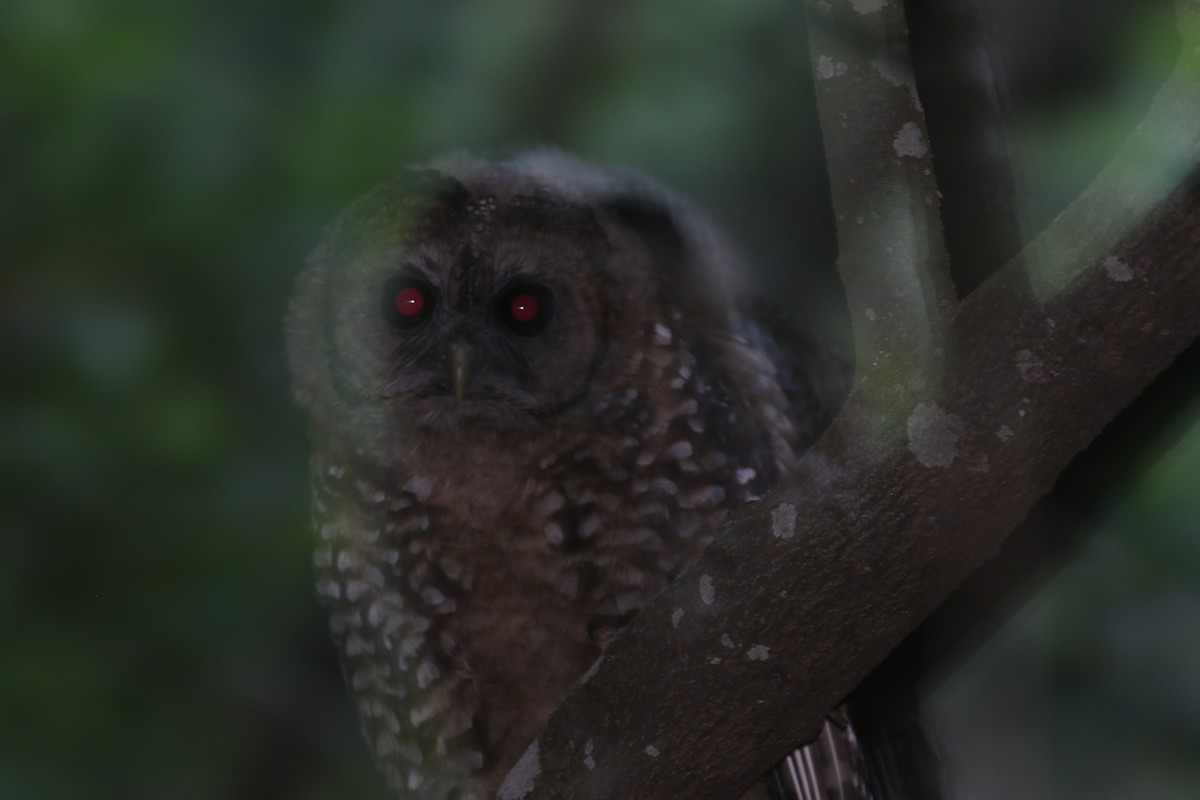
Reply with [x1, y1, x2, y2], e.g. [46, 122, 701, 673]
[602, 196, 684, 268]
[400, 240, 452, 280]
[400, 256, 437, 280]
[488, 245, 534, 285]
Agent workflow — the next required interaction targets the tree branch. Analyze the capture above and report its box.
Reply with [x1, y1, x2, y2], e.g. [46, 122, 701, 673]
[805, 0, 958, 413]
[496, 2, 1200, 798]
[1020, 0, 1200, 300]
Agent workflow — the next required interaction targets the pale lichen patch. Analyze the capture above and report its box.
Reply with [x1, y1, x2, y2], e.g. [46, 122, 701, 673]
[580, 655, 604, 684]
[817, 55, 849, 79]
[1103, 255, 1134, 282]
[871, 54, 923, 110]
[699, 574, 715, 605]
[906, 402, 963, 467]
[1014, 349, 1048, 383]
[850, 0, 886, 14]
[996, 425, 1014, 442]
[645, 745, 660, 758]
[498, 739, 541, 800]
[671, 607, 684, 627]
[771, 502, 797, 540]
[746, 645, 770, 661]
[893, 121, 928, 158]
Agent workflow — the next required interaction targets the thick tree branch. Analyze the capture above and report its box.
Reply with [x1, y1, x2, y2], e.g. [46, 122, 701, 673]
[496, 2, 1200, 798]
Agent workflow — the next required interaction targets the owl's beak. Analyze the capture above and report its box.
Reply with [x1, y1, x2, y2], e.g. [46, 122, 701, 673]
[450, 344, 471, 401]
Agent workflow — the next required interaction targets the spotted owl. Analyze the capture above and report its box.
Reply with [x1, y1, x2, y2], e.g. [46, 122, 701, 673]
[286, 152, 935, 799]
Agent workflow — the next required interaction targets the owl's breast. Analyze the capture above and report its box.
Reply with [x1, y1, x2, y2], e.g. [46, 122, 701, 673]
[307, 333, 799, 796]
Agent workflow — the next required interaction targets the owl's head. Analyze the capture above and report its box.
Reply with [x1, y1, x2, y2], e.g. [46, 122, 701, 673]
[287, 152, 743, 459]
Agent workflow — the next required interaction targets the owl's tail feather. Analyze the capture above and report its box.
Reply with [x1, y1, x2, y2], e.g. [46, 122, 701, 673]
[764, 711, 875, 800]
[848, 687, 944, 800]
[764, 693, 943, 800]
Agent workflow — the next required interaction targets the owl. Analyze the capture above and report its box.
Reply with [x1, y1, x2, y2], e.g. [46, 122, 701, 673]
[286, 152, 932, 799]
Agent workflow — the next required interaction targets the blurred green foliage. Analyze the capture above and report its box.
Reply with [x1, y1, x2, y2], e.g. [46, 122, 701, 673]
[0, 0, 1196, 798]
[935, 410, 1200, 800]
[0, 1, 825, 797]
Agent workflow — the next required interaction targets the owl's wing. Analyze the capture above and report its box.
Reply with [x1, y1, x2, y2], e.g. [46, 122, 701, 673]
[743, 305, 853, 454]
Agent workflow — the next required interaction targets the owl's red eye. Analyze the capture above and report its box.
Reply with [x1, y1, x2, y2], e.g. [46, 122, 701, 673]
[509, 293, 539, 323]
[498, 283, 553, 336]
[396, 287, 426, 317]
[383, 275, 435, 330]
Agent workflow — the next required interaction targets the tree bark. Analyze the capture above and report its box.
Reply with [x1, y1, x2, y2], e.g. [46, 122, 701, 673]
[495, 1, 1200, 798]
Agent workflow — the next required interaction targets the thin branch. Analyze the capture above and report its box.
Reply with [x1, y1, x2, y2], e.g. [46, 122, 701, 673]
[909, 336, 1200, 687]
[1019, 0, 1200, 301]
[805, 0, 958, 415]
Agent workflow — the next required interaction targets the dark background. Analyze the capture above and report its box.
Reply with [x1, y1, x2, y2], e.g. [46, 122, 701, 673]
[2, 1, 1196, 798]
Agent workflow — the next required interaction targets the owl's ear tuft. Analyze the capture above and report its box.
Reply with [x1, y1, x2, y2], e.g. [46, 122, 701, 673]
[601, 197, 686, 276]
[601, 196, 730, 323]
[400, 167, 473, 205]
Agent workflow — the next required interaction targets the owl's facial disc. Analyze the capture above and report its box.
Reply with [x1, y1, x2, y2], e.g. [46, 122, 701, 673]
[311, 170, 621, 436]
[376, 266, 584, 425]
[369, 258, 600, 433]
